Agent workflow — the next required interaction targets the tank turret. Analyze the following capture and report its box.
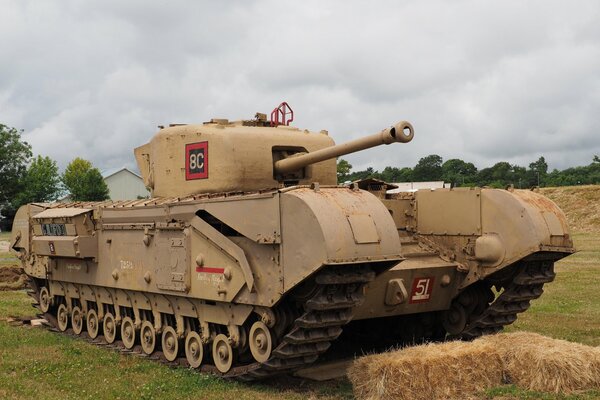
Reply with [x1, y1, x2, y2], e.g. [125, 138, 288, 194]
[134, 117, 414, 198]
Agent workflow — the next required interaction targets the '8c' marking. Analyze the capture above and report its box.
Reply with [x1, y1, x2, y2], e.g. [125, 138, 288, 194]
[185, 141, 208, 180]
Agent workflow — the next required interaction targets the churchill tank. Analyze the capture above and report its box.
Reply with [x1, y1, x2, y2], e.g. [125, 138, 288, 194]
[9, 104, 575, 379]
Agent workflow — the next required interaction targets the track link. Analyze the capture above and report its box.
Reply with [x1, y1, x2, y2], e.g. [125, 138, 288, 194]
[27, 265, 374, 380]
[459, 259, 556, 340]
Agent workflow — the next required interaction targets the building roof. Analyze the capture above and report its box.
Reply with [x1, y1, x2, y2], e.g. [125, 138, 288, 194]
[352, 178, 399, 191]
[101, 167, 142, 180]
[387, 181, 449, 193]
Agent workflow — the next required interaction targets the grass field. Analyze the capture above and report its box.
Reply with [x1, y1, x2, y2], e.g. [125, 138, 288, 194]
[0, 187, 599, 399]
[0, 289, 352, 400]
[506, 233, 600, 347]
[0, 231, 18, 266]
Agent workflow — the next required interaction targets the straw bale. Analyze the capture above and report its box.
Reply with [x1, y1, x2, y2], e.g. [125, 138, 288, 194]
[349, 332, 600, 400]
[480, 332, 600, 393]
[348, 340, 503, 400]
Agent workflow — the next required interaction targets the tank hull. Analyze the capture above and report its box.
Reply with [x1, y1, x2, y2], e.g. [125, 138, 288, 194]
[11, 186, 403, 378]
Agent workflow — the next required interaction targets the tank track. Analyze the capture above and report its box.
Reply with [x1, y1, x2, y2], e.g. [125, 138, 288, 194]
[27, 265, 374, 380]
[458, 258, 556, 340]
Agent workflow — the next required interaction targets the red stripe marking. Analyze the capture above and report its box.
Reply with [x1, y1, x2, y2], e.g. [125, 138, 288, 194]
[195, 267, 225, 274]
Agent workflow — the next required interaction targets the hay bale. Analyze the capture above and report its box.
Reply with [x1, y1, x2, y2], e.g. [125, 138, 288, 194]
[480, 332, 600, 393]
[348, 340, 503, 400]
[349, 332, 600, 400]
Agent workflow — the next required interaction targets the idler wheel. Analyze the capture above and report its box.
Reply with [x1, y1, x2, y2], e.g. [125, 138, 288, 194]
[71, 306, 84, 335]
[103, 312, 118, 344]
[249, 321, 272, 363]
[87, 309, 100, 339]
[57, 304, 69, 332]
[185, 331, 204, 368]
[161, 326, 180, 362]
[39, 287, 52, 313]
[442, 303, 468, 335]
[212, 334, 233, 373]
[121, 317, 136, 349]
[140, 321, 156, 355]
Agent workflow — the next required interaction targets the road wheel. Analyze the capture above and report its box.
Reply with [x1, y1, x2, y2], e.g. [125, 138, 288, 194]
[213, 334, 233, 373]
[71, 306, 84, 335]
[57, 304, 69, 332]
[87, 309, 100, 339]
[442, 303, 468, 335]
[103, 312, 118, 344]
[121, 317, 136, 349]
[140, 321, 156, 355]
[39, 287, 52, 313]
[185, 331, 204, 368]
[249, 321, 272, 363]
[161, 326, 179, 362]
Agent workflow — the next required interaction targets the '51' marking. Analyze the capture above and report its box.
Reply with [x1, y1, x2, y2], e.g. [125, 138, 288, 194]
[409, 277, 434, 303]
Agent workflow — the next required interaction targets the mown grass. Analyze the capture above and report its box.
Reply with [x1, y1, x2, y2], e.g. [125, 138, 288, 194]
[0, 291, 352, 400]
[505, 233, 600, 347]
[485, 385, 600, 400]
[0, 252, 18, 266]
[0, 230, 18, 266]
[0, 230, 598, 399]
[0, 231, 23, 290]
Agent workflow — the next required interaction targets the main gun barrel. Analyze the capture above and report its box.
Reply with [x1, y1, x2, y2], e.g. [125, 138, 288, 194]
[273, 121, 414, 175]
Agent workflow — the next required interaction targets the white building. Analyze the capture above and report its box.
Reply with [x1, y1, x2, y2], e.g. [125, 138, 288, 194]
[101, 167, 150, 200]
[387, 181, 451, 193]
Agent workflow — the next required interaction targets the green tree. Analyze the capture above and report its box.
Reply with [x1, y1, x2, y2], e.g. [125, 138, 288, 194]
[413, 154, 443, 181]
[477, 162, 510, 187]
[62, 158, 110, 201]
[395, 167, 414, 182]
[441, 159, 477, 186]
[0, 124, 32, 227]
[337, 158, 352, 182]
[14, 156, 62, 205]
[512, 165, 528, 188]
[0, 124, 32, 206]
[345, 167, 376, 182]
[528, 156, 548, 187]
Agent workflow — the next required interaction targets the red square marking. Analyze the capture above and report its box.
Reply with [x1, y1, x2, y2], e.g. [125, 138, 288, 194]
[409, 277, 435, 304]
[185, 141, 208, 180]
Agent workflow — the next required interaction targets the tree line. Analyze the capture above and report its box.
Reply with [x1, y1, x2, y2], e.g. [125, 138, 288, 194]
[3, 121, 599, 229]
[0, 124, 109, 229]
[337, 154, 600, 187]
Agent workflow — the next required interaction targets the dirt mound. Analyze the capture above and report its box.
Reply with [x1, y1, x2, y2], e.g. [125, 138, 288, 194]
[0, 265, 27, 291]
[348, 332, 600, 400]
[539, 185, 600, 232]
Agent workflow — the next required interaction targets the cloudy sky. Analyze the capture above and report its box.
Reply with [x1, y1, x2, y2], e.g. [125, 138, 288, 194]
[1, 0, 599, 174]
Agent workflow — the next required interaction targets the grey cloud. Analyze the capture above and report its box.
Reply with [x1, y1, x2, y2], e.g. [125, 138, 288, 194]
[1, 0, 599, 175]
